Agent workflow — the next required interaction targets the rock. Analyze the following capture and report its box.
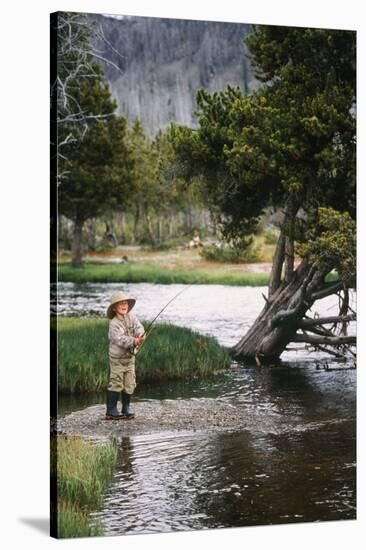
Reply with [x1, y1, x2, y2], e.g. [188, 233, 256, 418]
[92, 14, 257, 135]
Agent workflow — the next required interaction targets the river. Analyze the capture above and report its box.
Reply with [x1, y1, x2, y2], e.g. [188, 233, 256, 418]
[55, 282, 356, 534]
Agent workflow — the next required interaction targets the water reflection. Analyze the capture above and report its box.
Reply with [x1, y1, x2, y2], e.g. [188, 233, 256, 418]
[87, 360, 356, 534]
[55, 282, 356, 533]
[92, 420, 355, 535]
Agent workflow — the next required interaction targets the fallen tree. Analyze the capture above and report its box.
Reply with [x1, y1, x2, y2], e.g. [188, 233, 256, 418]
[232, 206, 356, 362]
[232, 260, 356, 363]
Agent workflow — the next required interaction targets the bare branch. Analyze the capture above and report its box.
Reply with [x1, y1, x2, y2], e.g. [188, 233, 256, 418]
[58, 112, 115, 123]
[311, 281, 344, 301]
[292, 333, 356, 346]
[90, 52, 124, 75]
[298, 314, 356, 327]
[303, 325, 336, 337]
[93, 20, 126, 68]
[58, 133, 78, 148]
[51, 11, 120, 180]
[261, 292, 270, 309]
[312, 344, 347, 359]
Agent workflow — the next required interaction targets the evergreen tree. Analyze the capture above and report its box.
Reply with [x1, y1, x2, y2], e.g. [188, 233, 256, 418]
[128, 118, 157, 244]
[59, 113, 132, 266]
[170, 26, 356, 361]
[51, 12, 116, 170]
[56, 20, 133, 266]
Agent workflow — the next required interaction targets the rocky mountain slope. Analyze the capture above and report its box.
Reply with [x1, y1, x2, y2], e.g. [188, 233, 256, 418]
[92, 13, 256, 134]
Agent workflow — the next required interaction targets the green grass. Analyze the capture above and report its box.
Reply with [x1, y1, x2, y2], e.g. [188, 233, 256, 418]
[55, 502, 104, 538]
[51, 435, 118, 538]
[137, 323, 230, 382]
[56, 262, 270, 286]
[54, 317, 231, 394]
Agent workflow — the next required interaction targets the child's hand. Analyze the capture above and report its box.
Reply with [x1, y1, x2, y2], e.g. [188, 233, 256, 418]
[134, 335, 145, 347]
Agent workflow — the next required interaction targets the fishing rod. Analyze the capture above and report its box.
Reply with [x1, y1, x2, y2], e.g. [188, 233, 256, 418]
[134, 284, 193, 354]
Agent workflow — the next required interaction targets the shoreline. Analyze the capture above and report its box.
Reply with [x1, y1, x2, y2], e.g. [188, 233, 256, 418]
[55, 399, 351, 441]
[55, 262, 272, 286]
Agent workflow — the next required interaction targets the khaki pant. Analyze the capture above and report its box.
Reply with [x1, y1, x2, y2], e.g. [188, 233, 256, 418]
[108, 355, 136, 394]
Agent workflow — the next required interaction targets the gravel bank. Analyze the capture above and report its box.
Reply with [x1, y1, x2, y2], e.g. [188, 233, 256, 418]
[56, 398, 351, 443]
[56, 398, 252, 440]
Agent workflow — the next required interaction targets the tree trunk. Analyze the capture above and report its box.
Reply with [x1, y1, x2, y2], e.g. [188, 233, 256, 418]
[119, 211, 127, 244]
[185, 205, 193, 234]
[232, 261, 319, 362]
[284, 235, 295, 283]
[71, 219, 84, 267]
[133, 203, 140, 243]
[268, 231, 286, 297]
[156, 212, 161, 244]
[87, 217, 97, 251]
[166, 215, 173, 239]
[144, 203, 156, 246]
[233, 199, 332, 362]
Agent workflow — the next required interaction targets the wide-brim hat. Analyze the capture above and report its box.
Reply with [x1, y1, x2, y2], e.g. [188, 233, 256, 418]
[107, 290, 136, 319]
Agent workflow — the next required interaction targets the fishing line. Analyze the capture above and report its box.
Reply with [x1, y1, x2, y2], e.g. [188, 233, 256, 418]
[135, 284, 194, 354]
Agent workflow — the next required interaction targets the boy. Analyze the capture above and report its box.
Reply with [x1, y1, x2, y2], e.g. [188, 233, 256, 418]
[105, 290, 145, 420]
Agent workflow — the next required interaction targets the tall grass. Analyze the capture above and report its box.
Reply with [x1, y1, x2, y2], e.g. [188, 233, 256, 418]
[56, 259, 340, 286]
[51, 435, 118, 538]
[137, 323, 230, 382]
[57, 262, 270, 286]
[55, 317, 231, 394]
[56, 502, 103, 538]
[56, 318, 108, 394]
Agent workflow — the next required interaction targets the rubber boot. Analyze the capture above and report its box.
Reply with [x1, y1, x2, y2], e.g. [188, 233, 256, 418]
[121, 391, 135, 419]
[105, 390, 123, 420]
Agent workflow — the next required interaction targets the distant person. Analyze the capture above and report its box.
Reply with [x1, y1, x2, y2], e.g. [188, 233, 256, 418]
[189, 229, 202, 248]
[105, 291, 145, 420]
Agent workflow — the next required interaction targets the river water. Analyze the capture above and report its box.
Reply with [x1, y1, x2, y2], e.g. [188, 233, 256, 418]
[55, 282, 356, 534]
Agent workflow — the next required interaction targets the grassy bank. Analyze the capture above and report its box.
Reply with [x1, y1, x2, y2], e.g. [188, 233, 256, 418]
[56, 262, 270, 286]
[55, 261, 340, 286]
[51, 435, 118, 538]
[55, 317, 231, 394]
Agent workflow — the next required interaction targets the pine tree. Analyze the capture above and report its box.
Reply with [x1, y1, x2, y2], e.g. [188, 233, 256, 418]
[170, 26, 356, 361]
[56, 14, 133, 267]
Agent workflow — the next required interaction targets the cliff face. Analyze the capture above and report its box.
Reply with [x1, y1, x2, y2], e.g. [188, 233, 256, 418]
[92, 14, 256, 134]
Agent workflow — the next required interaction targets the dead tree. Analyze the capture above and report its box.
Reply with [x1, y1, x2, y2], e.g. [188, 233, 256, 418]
[50, 12, 124, 182]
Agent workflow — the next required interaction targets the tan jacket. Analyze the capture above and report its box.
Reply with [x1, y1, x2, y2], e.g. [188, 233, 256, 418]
[108, 313, 144, 358]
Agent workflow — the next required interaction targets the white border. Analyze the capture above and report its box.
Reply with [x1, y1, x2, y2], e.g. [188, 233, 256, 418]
[1, 1, 364, 549]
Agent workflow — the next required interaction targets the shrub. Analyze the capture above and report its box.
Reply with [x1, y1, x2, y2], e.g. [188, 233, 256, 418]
[263, 230, 279, 245]
[200, 240, 261, 263]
